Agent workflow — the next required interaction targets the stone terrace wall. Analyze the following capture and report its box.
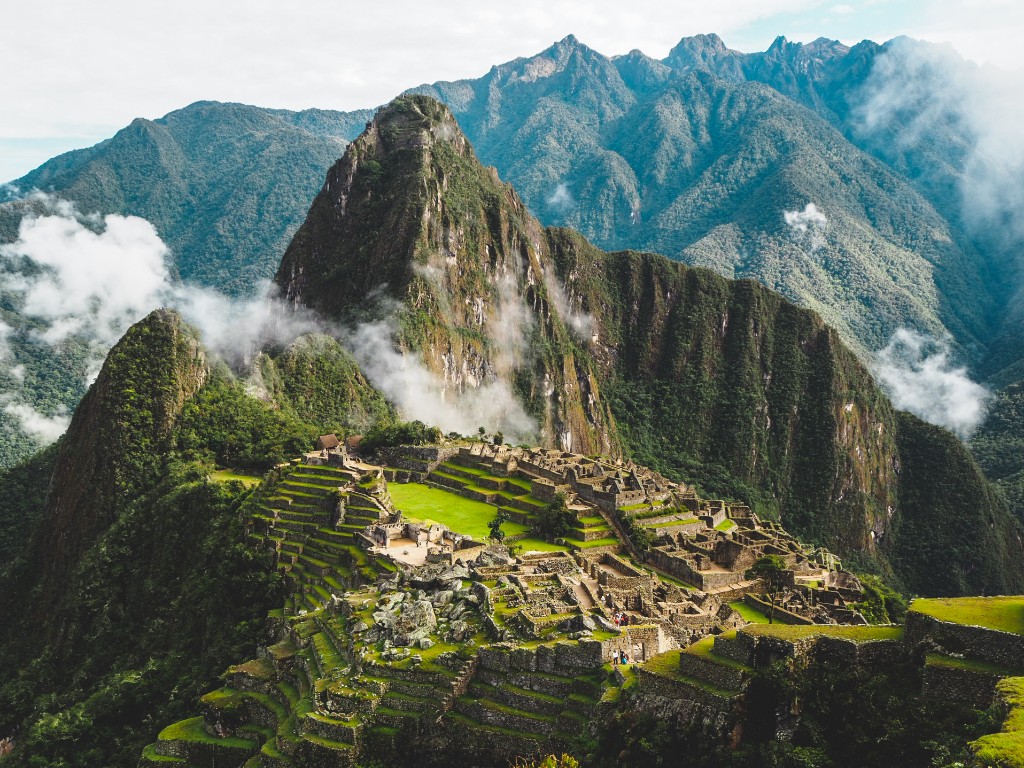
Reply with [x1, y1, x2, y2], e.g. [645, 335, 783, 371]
[477, 640, 604, 676]
[905, 611, 1024, 669]
[631, 667, 738, 727]
[922, 662, 1004, 709]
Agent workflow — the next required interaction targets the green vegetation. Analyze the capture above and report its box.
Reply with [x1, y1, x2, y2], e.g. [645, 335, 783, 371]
[741, 624, 903, 642]
[926, 653, 1024, 677]
[0, 308, 396, 768]
[0, 441, 59, 561]
[210, 469, 263, 488]
[972, 378, 1024, 525]
[851, 573, 908, 625]
[615, 510, 654, 552]
[729, 601, 770, 624]
[970, 676, 1024, 767]
[534, 493, 576, 541]
[158, 716, 255, 749]
[388, 482, 511, 540]
[887, 412, 1024, 597]
[748, 555, 788, 624]
[910, 596, 1024, 635]
[360, 420, 442, 455]
[176, 366, 315, 470]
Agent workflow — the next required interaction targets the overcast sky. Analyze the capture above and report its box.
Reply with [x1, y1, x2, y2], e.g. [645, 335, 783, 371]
[1, 0, 1022, 182]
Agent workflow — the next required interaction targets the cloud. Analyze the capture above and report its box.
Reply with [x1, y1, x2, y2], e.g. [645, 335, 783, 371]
[543, 268, 596, 340]
[783, 202, 828, 251]
[1, 400, 70, 444]
[1, 207, 171, 349]
[546, 183, 574, 212]
[345, 317, 537, 442]
[853, 38, 1024, 248]
[488, 274, 535, 373]
[873, 328, 990, 438]
[0, 194, 542, 446]
[0, 197, 324, 445]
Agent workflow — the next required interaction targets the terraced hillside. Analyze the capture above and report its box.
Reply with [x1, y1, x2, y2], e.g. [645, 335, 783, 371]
[420, 457, 617, 552]
[629, 598, 1024, 767]
[140, 457, 620, 767]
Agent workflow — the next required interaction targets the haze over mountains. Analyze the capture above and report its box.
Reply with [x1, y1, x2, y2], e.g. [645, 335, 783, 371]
[0, 32, 1021, 514]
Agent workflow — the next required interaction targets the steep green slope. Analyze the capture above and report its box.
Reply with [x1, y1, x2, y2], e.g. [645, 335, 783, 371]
[890, 412, 1023, 596]
[662, 34, 1023, 382]
[276, 95, 1024, 595]
[0, 442, 58, 563]
[1, 101, 371, 294]
[972, 379, 1024, 524]
[0, 311, 390, 768]
[413, 36, 994, 358]
[546, 231, 897, 551]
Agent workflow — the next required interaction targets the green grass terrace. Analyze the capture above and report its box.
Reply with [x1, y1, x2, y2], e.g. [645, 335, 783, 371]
[910, 596, 1024, 635]
[741, 624, 903, 642]
[210, 469, 263, 488]
[388, 482, 524, 541]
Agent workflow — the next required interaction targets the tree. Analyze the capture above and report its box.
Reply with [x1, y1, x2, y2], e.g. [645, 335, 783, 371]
[515, 755, 580, 768]
[536, 493, 576, 541]
[749, 555, 788, 624]
[492, 431, 504, 446]
[488, 509, 508, 541]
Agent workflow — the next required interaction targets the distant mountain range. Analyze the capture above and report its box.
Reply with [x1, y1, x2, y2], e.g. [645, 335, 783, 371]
[0, 33, 1021, 520]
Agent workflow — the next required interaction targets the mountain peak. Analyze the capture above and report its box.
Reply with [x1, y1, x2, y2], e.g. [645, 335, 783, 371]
[664, 33, 740, 69]
[369, 94, 468, 155]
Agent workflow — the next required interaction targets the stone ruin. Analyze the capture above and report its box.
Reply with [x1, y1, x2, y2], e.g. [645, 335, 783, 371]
[358, 512, 488, 567]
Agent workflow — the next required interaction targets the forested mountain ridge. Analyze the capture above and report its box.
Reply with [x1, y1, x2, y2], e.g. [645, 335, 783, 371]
[277, 94, 1024, 596]
[411, 34, 996, 359]
[0, 309, 392, 767]
[1, 101, 372, 294]
[0, 33, 1017, 476]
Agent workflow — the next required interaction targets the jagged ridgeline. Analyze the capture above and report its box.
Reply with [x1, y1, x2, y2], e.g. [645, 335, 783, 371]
[0, 311, 392, 768]
[275, 94, 1024, 596]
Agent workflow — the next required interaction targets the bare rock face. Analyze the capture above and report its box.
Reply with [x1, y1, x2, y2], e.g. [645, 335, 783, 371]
[393, 599, 437, 646]
[275, 95, 616, 455]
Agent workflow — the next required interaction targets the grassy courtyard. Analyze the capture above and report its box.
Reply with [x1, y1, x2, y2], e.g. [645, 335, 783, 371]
[742, 624, 903, 642]
[388, 482, 517, 541]
[729, 601, 770, 624]
[910, 596, 1024, 635]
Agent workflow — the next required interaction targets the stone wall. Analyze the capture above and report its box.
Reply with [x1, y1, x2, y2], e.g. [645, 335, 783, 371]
[477, 640, 603, 676]
[678, 652, 746, 690]
[922, 662, 1002, 709]
[631, 667, 738, 728]
[905, 610, 1024, 669]
[743, 595, 814, 625]
[600, 624, 665, 662]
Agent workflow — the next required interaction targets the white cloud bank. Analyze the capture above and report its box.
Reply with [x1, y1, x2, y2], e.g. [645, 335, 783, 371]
[347, 319, 537, 443]
[873, 328, 990, 438]
[784, 202, 828, 251]
[855, 38, 1024, 249]
[0, 196, 542, 445]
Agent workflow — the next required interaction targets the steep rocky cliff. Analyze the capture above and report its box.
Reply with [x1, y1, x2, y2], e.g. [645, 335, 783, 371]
[277, 95, 1024, 593]
[277, 96, 616, 455]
